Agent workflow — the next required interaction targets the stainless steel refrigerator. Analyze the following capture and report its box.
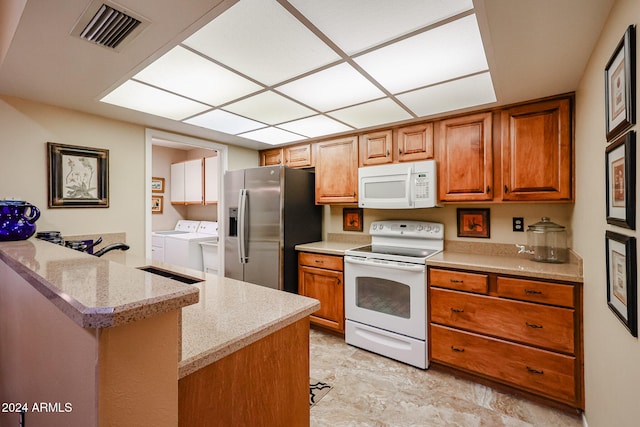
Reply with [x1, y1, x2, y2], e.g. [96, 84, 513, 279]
[224, 165, 322, 293]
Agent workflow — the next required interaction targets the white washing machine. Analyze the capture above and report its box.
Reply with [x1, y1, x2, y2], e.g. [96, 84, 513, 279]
[151, 220, 200, 261]
[164, 221, 218, 271]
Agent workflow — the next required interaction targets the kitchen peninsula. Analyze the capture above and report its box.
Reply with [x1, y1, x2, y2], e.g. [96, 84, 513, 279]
[0, 239, 319, 427]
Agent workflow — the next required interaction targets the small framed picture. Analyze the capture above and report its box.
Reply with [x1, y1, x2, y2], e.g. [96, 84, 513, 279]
[343, 208, 363, 232]
[606, 131, 635, 229]
[151, 177, 165, 193]
[151, 195, 164, 214]
[605, 230, 638, 337]
[605, 25, 636, 141]
[457, 208, 490, 238]
[48, 142, 109, 208]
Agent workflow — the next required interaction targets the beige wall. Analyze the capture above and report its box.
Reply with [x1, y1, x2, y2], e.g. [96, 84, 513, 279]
[573, 1, 640, 426]
[0, 95, 146, 255]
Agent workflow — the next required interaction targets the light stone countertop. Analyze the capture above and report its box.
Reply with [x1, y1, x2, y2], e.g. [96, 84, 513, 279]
[295, 240, 364, 255]
[0, 239, 199, 328]
[0, 239, 320, 379]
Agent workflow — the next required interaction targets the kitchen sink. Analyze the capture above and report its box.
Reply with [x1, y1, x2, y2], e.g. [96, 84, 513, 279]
[137, 266, 203, 284]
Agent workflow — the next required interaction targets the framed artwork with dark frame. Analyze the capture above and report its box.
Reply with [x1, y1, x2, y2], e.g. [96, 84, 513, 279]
[151, 177, 165, 193]
[605, 25, 636, 141]
[47, 142, 109, 208]
[343, 208, 363, 232]
[151, 195, 164, 214]
[605, 230, 638, 337]
[457, 208, 490, 238]
[606, 131, 636, 229]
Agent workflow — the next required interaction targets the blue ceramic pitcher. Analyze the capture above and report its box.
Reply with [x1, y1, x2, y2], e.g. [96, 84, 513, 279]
[0, 200, 41, 241]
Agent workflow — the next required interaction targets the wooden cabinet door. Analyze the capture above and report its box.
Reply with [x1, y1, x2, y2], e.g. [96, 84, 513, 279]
[359, 130, 393, 166]
[396, 123, 434, 162]
[284, 144, 312, 168]
[299, 265, 344, 333]
[501, 98, 572, 201]
[260, 148, 283, 166]
[438, 112, 493, 202]
[315, 136, 358, 204]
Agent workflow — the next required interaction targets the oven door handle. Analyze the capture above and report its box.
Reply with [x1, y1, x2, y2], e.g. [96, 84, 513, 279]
[344, 256, 425, 272]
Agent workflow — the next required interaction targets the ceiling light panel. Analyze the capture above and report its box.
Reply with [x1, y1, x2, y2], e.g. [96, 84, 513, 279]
[328, 98, 413, 129]
[223, 91, 316, 125]
[354, 14, 489, 94]
[397, 72, 496, 117]
[288, 0, 473, 55]
[133, 46, 262, 106]
[277, 115, 353, 138]
[184, 109, 266, 134]
[239, 127, 306, 145]
[277, 63, 385, 111]
[182, 0, 341, 86]
[100, 80, 210, 120]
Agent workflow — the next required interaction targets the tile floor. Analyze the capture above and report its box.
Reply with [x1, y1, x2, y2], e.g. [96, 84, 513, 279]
[309, 328, 583, 427]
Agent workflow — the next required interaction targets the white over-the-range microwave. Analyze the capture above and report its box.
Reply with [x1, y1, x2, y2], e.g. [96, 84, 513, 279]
[358, 160, 439, 209]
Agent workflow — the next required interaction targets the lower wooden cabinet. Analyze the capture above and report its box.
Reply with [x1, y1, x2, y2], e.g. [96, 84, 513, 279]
[298, 252, 344, 334]
[428, 266, 583, 409]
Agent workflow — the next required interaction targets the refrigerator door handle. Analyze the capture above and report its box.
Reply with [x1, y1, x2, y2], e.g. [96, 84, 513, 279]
[238, 189, 248, 264]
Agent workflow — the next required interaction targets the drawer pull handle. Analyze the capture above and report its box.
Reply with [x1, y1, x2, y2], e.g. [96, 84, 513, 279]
[314, 260, 323, 264]
[526, 366, 544, 375]
[450, 308, 464, 313]
[525, 289, 542, 295]
[450, 279, 464, 283]
[526, 322, 543, 329]
[451, 346, 465, 353]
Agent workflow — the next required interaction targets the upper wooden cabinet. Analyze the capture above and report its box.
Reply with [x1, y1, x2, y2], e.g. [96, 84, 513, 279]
[359, 124, 434, 166]
[259, 144, 312, 168]
[315, 136, 358, 204]
[260, 148, 283, 166]
[437, 112, 493, 202]
[501, 98, 572, 201]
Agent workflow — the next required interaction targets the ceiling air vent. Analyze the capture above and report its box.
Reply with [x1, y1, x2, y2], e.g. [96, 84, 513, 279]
[71, 1, 149, 51]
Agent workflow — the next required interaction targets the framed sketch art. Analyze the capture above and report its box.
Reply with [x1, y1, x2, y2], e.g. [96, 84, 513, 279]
[605, 25, 636, 141]
[151, 177, 165, 193]
[605, 131, 636, 229]
[605, 231, 638, 337]
[47, 142, 109, 208]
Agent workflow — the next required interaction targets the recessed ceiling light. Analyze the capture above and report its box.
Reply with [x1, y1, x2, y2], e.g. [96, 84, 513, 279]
[133, 46, 262, 106]
[328, 98, 412, 129]
[277, 115, 353, 138]
[224, 91, 316, 125]
[100, 80, 210, 120]
[238, 127, 306, 145]
[184, 109, 266, 134]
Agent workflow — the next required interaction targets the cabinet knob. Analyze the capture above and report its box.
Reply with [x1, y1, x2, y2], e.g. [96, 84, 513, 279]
[386, 150, 390, 156]
[399, 148, 403, 154]
[487, 185, 490, 193]
[504, 185, 509, 193]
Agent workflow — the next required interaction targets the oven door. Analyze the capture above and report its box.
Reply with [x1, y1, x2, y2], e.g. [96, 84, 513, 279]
[344, 255, 426, 339]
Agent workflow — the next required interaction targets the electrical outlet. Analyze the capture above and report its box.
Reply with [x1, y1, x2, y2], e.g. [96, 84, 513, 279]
[513, 217, 524, 232]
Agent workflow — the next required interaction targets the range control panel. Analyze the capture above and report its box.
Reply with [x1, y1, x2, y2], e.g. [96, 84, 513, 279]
[369, 220, 444, 239]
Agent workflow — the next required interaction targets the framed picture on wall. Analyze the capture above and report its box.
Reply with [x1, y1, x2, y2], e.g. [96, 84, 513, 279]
[47, 142, 109, 208]
[151, 195, 163, 214]
[457, 208, 490, 238]
[605, 230, 638, 337]
[605, 131, 636, 229]
[151, 177, 165, 193]
[605, 25, 636, 141]
[343, 208, 363, 232]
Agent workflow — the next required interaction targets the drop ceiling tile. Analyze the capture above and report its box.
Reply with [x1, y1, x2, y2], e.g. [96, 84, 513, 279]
[100, 80, 210, 120]
[184, 109, 266, 134]
[182, 0, 340, 85]
[277, 63, 385, 111]
[133, 46, 262, 106]
[397, 72, 496, 117]
[277, 115, 353, 137]
[328, 98, 412, 129]
[289, 0, 473, 54]
[239, 127, 305, 145]
[354, 14, 488, 94]
[224, 91, 316, 125]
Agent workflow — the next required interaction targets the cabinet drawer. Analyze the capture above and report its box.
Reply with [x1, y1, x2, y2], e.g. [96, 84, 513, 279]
[431, 324, 577, 404]
[430, 288, 575, 353]
[429, 268, 488, 294]
[497, 277, 575, 308]
[298, 252, 343, 271]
